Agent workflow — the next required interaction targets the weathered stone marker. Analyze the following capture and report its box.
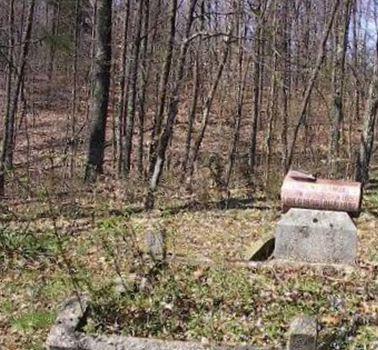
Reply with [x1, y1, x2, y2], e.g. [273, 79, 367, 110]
[274, 208, 357, 264]
[273, 171, 361, 265]
[287, 315, 317, 350]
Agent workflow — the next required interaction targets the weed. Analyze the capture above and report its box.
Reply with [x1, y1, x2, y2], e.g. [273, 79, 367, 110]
[0, 225, 62, 264]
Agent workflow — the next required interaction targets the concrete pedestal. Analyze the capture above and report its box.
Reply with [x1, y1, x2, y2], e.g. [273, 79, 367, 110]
[274, 208, 357, 264]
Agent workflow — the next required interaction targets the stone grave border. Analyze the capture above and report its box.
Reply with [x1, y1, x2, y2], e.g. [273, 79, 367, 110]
[47, 295, 318, 350]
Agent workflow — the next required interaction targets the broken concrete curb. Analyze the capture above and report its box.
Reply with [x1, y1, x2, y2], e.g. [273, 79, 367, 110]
[46, 296, 319, 350]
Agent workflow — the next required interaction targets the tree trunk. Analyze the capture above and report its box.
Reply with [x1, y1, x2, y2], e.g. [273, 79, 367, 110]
[182, 50, 201, 179]
[185, 35, 232, 186]
[356, 43, 378, 184]
[70, 0, 81, 177]
[248, 0, 268, 179]
[329, 0, 351, 176]
[181, 0, 205, 179]
[86, 0, 98, 122]
[0, 0, 35, 196]
[225, 31, 249, 194]
[48, 1, 60, 81]
[122, 0, 144, 178]
[148, 0, 178, 176]
[286, 0, 340, 171]
[280, 0, 291, 172]
[116, 0, 130, 175]
[137, 0, 151, 177]
[265, 1, 278, 186]
[84, 0, 113, 183]
[145, 0, 198, 209]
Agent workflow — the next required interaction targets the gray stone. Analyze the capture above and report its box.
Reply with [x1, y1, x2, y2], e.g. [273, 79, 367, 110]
[46, 296, 89, 350]
[114, 276, 127, 295]
[145, 228, 167, 261]
[78, 334, 263, 350]
[287, 315, 317, 350]
[274, 208, 357, 264]
[244, 235, 275, 261]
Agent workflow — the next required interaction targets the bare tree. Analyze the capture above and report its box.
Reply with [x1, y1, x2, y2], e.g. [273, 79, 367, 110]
[185, 33, 232, 187]
[145, 0, 198, 209]
[356, 40, 378, 184]
[69, 0, 81, 177]
[84, 0, 113, 183]
[122, 0, 144, 178]
[181, 0, 205, 179]
[0, 0, 35, 196]
[224, 5, 248, 194]
[286, 0, 340, 171]
[137, 0, 151, 177]
[329, 0, 352, 176]
[148, 0, 178, 177]
[116, 0, 130, 175]
[248, 0, 269, 178]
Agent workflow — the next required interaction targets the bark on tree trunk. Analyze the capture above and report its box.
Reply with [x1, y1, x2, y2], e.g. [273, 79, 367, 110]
[137, 0, 151, 177]
[84, 0, 112, 183]
[356, 43, 378, 184]
[70, 0, 81, 177]
[248, 0, 269, 180]
[181, 0, 205, 179]
[224, 1, 246, 193]
[116, 0, 130, 175]
[148, 0, 178, 177]
[86, 0, 98, 122]
[225, 42, 249, 196]
[280, 0, 291, 172]
[329, 0, 351, 176]
[0, 0, 35, 196]
[122, 0, 144, 178]
[182, 49, 201, 179]
[265, 0, 278, 186]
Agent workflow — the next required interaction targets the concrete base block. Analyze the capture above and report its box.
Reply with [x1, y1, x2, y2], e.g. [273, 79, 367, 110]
[274, 208, 357, 264]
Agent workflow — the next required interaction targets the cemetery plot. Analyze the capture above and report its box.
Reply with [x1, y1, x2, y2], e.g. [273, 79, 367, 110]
[0, 191, 377, 349]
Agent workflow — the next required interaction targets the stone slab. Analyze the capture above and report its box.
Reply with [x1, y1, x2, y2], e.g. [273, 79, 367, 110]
[273, 208, 357, 264]
[287, 315, 317, 350]
[77, 334, 263, 350]
[244, 235, 275, 261]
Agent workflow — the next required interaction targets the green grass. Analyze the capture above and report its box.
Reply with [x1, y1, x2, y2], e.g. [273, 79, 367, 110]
[12, 311, 56, 333]
[0, 225, 64, 264]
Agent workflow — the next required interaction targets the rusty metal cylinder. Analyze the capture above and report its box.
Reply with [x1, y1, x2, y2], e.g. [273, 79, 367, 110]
[281, 170, 363, 217]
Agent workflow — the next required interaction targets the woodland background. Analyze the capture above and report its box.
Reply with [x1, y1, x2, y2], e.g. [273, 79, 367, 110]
[0, 0, 377, 206]
[0, 1, 378, 349]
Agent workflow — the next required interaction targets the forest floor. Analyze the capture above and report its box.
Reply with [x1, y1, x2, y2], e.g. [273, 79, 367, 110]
[0, 96, 377, 349]
[0, 179, 377, 349]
